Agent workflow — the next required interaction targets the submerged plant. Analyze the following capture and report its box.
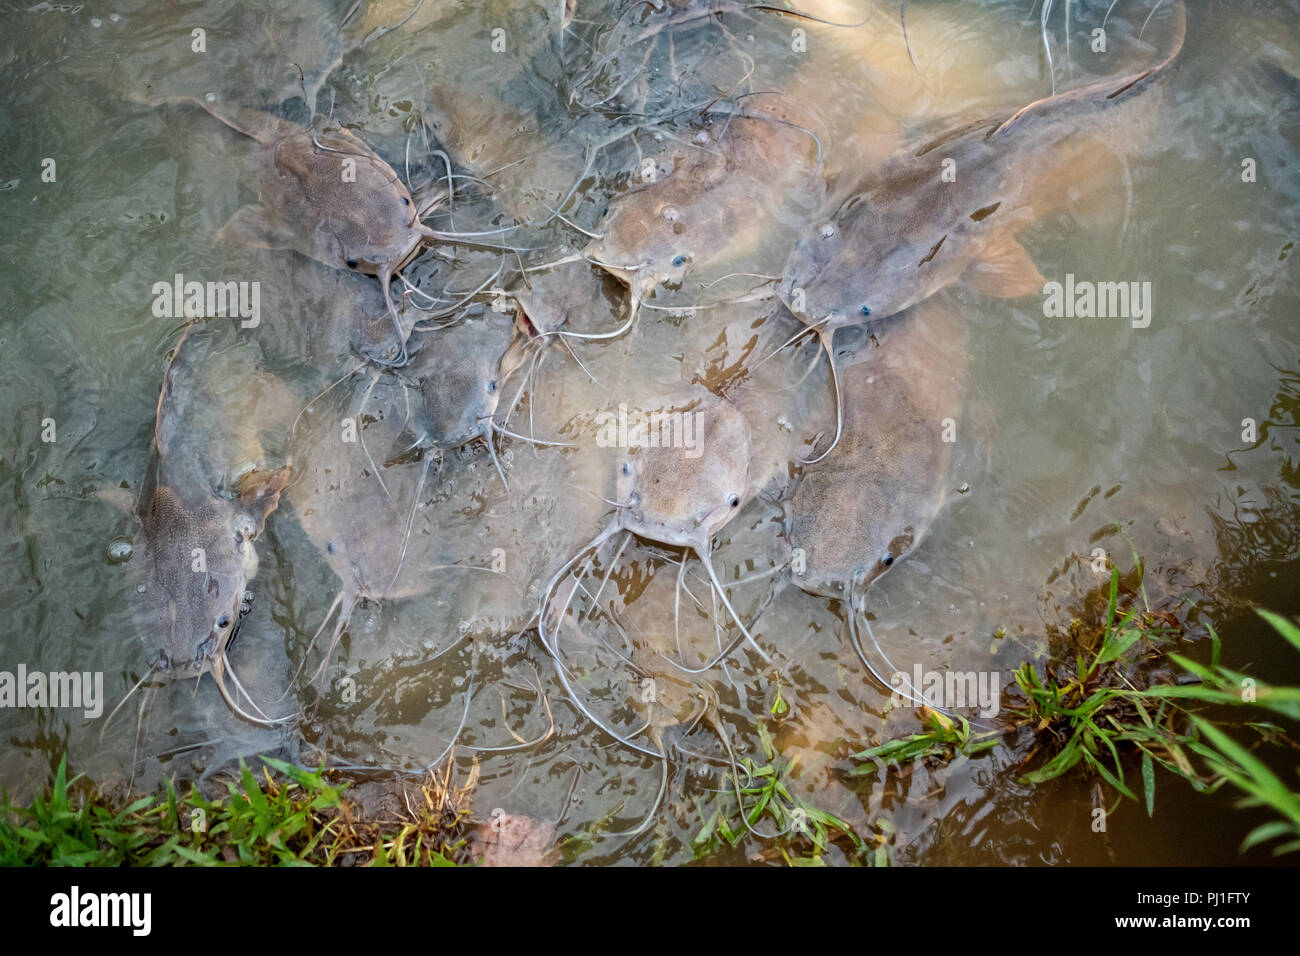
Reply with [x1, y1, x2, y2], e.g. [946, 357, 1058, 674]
[692, 720, 885, 865]
[848, 707, 998, 776]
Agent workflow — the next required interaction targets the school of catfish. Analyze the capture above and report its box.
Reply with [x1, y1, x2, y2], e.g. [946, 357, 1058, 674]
[107, 0, 1194, 813]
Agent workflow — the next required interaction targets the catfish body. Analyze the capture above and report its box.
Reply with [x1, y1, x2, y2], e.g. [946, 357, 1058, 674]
[134, 323, 292, 686]
[787, 300, 969, 599]
[780, 2, 1186, 329]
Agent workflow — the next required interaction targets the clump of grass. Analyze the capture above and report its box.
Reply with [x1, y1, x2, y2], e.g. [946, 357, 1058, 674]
[0, 756, 473, 866]
[1006, 567, 1190, 803]
[1007, 567, 1300, 854]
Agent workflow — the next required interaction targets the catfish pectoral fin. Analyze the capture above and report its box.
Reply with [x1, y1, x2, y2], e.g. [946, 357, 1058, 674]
[217, 204, 296, 251]
[384, 430, 426, 468]
[962, 233, 1046, 300]
[235, 466, 292, 519]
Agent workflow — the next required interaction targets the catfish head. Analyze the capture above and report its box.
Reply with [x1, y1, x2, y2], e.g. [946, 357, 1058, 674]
[134, 467, 290, 717]
[269, 126, 432, 288]
[778, 193, 965, 331]
[583, 180, 698, 298]
[390, 316, 530, 459]
[613, 391, 752, 553]
[585, 116, 810, 300]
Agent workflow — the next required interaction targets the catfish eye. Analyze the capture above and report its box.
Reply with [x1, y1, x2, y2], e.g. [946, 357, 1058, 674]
[671, 254, 688, 268]
[401, 196, 410, 206]
[820, 224, 835, 239]
[216, 613, 232, 630]
[881, 553, 893, 567]
[727, 494, 740, 508]
[486, 380, 497, 394]
[346, 258, 358, 268]
[860, 305, 872, 316]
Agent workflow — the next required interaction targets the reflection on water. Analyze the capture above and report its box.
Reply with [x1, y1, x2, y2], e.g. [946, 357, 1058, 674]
[0, 0, 1297, 865]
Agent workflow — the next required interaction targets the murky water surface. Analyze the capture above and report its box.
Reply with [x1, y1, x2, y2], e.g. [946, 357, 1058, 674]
[1, 0, 1298, 865]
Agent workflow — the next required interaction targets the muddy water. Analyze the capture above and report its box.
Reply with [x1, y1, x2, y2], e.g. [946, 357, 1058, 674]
[1, 0, 1298, 865]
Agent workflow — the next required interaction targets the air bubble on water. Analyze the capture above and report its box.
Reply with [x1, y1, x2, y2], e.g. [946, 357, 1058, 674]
[204, 91, 217, 103]
[110, 13, 121, 22]
[957, 481, 970, 494]
[136, 584, 146, 594]
[91, 17, 102, 28]
[106, 539, 133, 564]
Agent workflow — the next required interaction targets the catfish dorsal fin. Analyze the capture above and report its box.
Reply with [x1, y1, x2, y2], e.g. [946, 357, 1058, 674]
[962, 233, 1045, 300]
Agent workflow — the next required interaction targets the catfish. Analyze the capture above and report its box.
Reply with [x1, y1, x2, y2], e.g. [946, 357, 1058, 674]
[130, 322, 293, 725]
[785, 299, 970, 703]
[177, 95, 457, 358]
[539, 385, 771, 689]
[584, 113, 823, 331]
[385, 311, 540, 490]
[778, 1, 1185, 458]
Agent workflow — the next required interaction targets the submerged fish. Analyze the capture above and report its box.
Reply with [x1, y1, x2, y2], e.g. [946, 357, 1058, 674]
[173, 95, 471, 356]
[539, 385, 770, 701]
[385, 311, 540, 489]
[785, 300, 969, 698]
[284, 334, 605, 690]
[130, 323, 293, 725]
[778, 1, 1185, 457]
[585, 113, 823, 329]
